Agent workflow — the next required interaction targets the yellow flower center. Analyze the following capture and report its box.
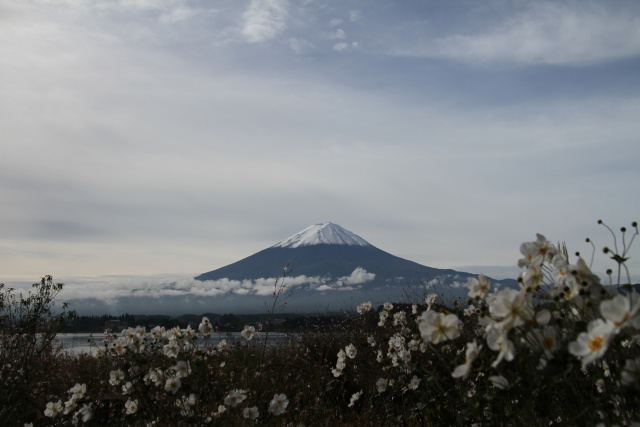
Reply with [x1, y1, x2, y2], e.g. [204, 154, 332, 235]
[588, 336, 604, 352]
[542, 337, 554, 350]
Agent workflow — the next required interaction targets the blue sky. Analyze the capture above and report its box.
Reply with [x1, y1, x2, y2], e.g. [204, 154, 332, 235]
[2, 0, 640, 293]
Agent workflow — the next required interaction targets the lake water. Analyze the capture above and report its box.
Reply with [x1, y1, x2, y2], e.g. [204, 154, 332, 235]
[55, 332, 296, 355]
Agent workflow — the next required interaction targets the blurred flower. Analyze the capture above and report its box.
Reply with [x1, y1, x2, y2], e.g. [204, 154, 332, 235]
[348, 390, 362, 407]
[466, 275, 491, 300]
[486, 326, 515, 367]
[241, 325, 256, 341]
[109, 370, 125, 386]
[408, 375, 421, 390]
[486, 288, 534, 330]
[243, 406, 259, 420]
[418, 310, 460, 344]
[376, 378, 389, 393]
[199, 317, 213, 335]
[268, 393, 289, 415]
[452, 340, 481, 379]
[489, 375, 509, 389]
[530, 325, 558, 358]
[68, 383, 86, 399]
[224, 389, 247, 407]
[122, 381, 133, 395]
[125, 398, 138, 415]
[621, 357, 640, 387]
[173, 361, 191, 378]
[600, 293, 640, 331]
[356, 301, 372, 314]
[44, 400, 63, 418]
[164, 377, 182, 394]
[345, 344, 357, 359]
[568, 319, 616, 367]
[79, 403, 93, 422]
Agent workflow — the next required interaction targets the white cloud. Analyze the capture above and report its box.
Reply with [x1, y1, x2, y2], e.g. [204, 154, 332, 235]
[50, 268, 376, 302]
[330, 28, 346, 39]
[349, 10, 361, 22]
[158, 7, 197, 24]
[242, 0, 289, 43]
[333, 42, 348, 52]
[288, 37, 312, 54]
[396, 2, 640, 66]
[335, 267, 376, 286]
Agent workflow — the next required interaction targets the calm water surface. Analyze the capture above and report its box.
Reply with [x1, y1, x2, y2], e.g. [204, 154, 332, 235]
[55, 332, 295, 355]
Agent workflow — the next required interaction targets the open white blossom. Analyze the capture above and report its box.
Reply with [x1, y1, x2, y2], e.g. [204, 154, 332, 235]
[418, 310, 460, 344]
[241, 325, 257, 341]
[568, 319, 616, 367]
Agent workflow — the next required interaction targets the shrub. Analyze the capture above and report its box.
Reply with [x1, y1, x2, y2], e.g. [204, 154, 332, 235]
[0, 275, 76, 424]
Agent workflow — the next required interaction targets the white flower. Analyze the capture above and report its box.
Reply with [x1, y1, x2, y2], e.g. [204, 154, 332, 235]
[530, 325, 558, 358]
[425, 293, 438, 308]
[408, 375, 421, 390]
[150, 325, 166, 341]
[489, 375, 509, 389]
[122, 381, 133, 395]
[376, 378, 389, 393]
[621, 357, 640, 387]
[418, 310, 460, 344]
[378, 310, 389, 326]
[463, 305, 477, 317]
[466, 275, 491, 300]
[173, 361, 191, 378]
[600, 293, 640, 331]
[393, 311, 407, 326]
[44, 400, 63, 418]
[383, 302, 394, 311]
[68, 383, 86, 399]
[486, 326, 515, 367]
[243, 406, 259, 420]
[268, 393, 289, 415]
[79, 403, 93, 422]
[63, 397, 77, 415]
[217, 339, 228, 351]
[452, 340, 481, 379]
[356, 301, 372, 314]
[163, 340, 180, 358]
[109, 369, 125, 386]
[241, 325, 256, 341]
[367, 335, 376, 347]
[213, 405, 227, 417]
[125, 398, 138, 415]
[568, 319, 616, 367]
[164, 377, 182, 394]
[199, 317, 213, 335]
[345, 343, 357, 359]
[517, 233, 556, 268]
[486, 288, 534, 330]
[348, 390, 362, 407]
[111, 338, 127, 355]
[224, 389, 247, 407]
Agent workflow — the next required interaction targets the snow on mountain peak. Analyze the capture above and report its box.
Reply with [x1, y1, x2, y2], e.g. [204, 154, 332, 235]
[273, 223, 371, 248]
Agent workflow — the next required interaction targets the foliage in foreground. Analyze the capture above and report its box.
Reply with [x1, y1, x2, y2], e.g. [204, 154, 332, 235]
[2, 221, 640, 426]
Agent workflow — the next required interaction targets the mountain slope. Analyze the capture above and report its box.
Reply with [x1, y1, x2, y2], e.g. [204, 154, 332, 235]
[195, 223, 517, 289]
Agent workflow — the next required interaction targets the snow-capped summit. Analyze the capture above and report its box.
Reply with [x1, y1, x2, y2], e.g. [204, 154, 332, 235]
[272, 223, 371, 248]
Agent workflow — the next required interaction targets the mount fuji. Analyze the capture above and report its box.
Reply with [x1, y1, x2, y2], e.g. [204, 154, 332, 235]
[194, 223, 517, 310]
